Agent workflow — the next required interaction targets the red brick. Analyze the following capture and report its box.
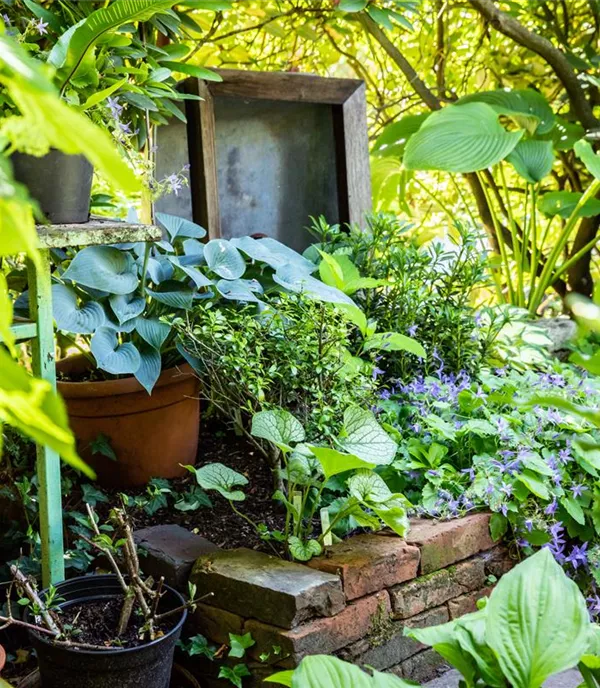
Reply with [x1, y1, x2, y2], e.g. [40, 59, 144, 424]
[308, 534, 420, 600]
[448, 586, 494, 619]
[245, 590, 391, 666]
[390, 557, 486, 619]
[406, 514, 494, 574]
[192, 603, 244, 644]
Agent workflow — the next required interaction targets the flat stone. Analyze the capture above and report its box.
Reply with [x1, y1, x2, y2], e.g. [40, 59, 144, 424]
[391, 558, 486, 619]
[308, 534, 420, 600]
[481, 546, 515, 579]
[246, 590, 391, 666]
[134, 524, 219, 591]
[395, 648, 450, 683]
[190, 548, 345, 629]
[406, 515, 494, 574]
[448, 586, 493, 619]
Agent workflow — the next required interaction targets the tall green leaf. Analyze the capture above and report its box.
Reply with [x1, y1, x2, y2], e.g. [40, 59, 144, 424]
[404, 102, 523, 173]
[506, 140, 554, 184]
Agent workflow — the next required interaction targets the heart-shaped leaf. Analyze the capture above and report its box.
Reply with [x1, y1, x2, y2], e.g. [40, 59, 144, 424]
[147, 281, 194, 309]
[404, 102, 523, 173]
[134, 344, 161, 394]
[192, 463, 248, 501]
[145, 256, 174, 284]
[90, 327, 141, 374]
[347, 469, 392, 503]
[204, 240, 246, 280]
[307, 446, 378, 480]
[372, 113, 430, 158]
[506, 140, 554, 184]
[52, 283, 105, 334]
[251, 409, 305, 448]
[288, 536, 322, 562]
[156, 212, 207, 240]
[340, 406, 397, 465]
[168, 256, 213, 288]
[109, 292, 146, 325]
[135, 317, 171, 350]
[62, 246, 139, 295]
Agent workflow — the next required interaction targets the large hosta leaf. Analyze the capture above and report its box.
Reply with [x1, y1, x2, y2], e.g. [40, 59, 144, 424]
[134, 344, 161, 394]
[273, 264, 355, 305]
[231, 236, 316, 275]
[216, 278, 263, 303]
[538, 191, 600, 219]
[52, 283, 105, 334]
[486, 548, 589, 688]
[62, 246, 139, 294]
[191, 463, 248, 501]
[146, 281, 194, 309]
[372, 113, 429, 158]
[507, 140, 554, 184]
[109, 292, 146, 325]
[156, 212, 207, 240]
[168, 256, 213, 288]
[575, 139, 600, 180]
[339, 406, 397, 465]
[457, 89, 555, 135]
[404, 102, 523, 173]
[145, 256, 174, 284]
[90, 326, 141, 374]
[135, 317, 171, 350]
[204, 240, 246, 280]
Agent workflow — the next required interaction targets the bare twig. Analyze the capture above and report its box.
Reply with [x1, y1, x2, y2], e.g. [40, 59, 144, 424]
[10, 566, 60, 635]
[153, 592, 214, 623]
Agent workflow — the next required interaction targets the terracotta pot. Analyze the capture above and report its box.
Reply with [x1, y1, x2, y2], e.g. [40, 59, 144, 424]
[57, 357, 200, 487]
[0, 643, 5, 674]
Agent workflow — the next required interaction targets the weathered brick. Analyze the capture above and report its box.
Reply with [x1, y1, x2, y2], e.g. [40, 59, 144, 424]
[406, 514, 494, 574]
[308, 534, 420, 600]
[190, 548, 345, 629]
[481, 545, 515, 579]
[448, 586, 493, 619]
[192, 603, 244, 644]
[134, 524, 219, 591]
[245, 591, 391, 666]
[339, 605, 449, 671]
[394, 648, 450, 683]
[390, 557, 486, 619]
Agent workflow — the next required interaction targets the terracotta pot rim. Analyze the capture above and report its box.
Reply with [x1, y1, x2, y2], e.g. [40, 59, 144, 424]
[57, 359, 195, 399]
[0, 643, 5, 674]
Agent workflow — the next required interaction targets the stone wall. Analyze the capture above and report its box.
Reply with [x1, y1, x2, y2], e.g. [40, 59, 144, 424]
[136, 514, 512, 686]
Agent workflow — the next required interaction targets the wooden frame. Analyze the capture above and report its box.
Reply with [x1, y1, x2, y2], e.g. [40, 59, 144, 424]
[156, 70, 371, 245]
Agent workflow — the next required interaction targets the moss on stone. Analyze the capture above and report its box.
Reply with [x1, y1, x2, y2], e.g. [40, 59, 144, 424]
[366, 599, 396, 648]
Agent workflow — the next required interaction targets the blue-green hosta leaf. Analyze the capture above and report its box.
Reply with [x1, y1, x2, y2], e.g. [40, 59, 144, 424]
[339, 406, 397, 465]
[183, 239, 205, 258]
[457, 89, 555, 135]
[251, 409, 305, 449]
[109, 293, 146, 325]
[486, 548, 589, 688]
[307, 446, 381, 480]
[404, 102, 523, 173]
[575, 139, 600, 180]
[168, 256, 213, 288]
[372, 113, 429, 158]
[273, 264, 355, 305]
[288, 537, 322, 562]
[104, 313, 138, 334]
[192, 463, 248, 501]
[363, 331, 425, 358]
[204, 240, 246, 280]
[538, 191, 600, 219]
[230, 236, 315, 274]
[90, 327, 141, 374]
[52, 283, 105, 334]
[62, 246, 139, 295]
[145, 256, 174, 284]
[135, 317, 171, 350]
[134, 344, 161, 394]
[507, 140, 554, 183]
[156, 212, 207, 240]
[146, 281, 194, 309]
[216, 278, 263, 303]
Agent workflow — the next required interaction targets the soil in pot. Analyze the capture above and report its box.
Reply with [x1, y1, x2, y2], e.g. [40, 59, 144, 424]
[57, 356, 201, 488]
[11, 150, 93, 224]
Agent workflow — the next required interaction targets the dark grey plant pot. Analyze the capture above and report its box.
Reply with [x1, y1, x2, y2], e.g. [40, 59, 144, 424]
[11, 149, 93, 224]
[27, 574, 187, 688]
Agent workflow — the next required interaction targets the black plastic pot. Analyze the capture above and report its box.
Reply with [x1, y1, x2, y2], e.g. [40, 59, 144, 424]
[27, 574, 187, 688]
[11, 149, 93, 224]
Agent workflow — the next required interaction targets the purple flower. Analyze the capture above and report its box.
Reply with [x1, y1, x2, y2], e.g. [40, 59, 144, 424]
[379, 389, 391, 401]
[34, 17, 48, 34]
[558, 448, 572, 465]
[407, 324, 418, 337]
[547, 409, 563, 425]
[461, 468, 475, 482]
[588, 595, 600, 616]
[494, 367, 507, 377]
[119, 121, 133, 134]
[107, 97, 123, 119]
[500, 503, 508, 516]
[427, 470, 440, 478]
[409, 422, 422, 434]
[500, 483, 513, 497]
[372, 366, 385, 380]
[166, 173, 183, 196]
[517, 538, 529, 548]
[545, 498, 558, 515]
[524, 519, 534, 532]
[565, 543, 588, 570]
[552, 472, 562, 486]
[2, 13, 11, 25]
[485, 482, 495, 495]
[571, 484, 587, 498]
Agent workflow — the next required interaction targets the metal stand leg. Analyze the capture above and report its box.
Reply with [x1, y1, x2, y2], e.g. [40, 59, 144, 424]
[27, 250, 65, 587]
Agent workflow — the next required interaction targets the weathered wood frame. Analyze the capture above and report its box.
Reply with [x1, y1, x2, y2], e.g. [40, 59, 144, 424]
[181, 70, 372, 240]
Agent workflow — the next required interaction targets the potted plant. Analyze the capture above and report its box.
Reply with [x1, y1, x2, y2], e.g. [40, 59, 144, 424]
[1, 505, 203, 688]
[16, 212, 353, 487]
[1, 0, 218, 223]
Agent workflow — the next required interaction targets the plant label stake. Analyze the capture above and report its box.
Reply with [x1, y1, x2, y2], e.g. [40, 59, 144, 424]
[320, 508, 333, 547]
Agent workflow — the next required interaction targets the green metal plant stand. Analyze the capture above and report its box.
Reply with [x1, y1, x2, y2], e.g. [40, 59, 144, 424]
[9, 220, 161, 588]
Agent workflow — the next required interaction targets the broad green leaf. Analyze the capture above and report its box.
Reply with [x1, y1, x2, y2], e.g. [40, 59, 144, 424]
[134, 343, 161, 394]
[338, 0, 368, 11]
[52, 283, 105, 334]
[160, 60, 222, 82]
[490, 512, 508, 541]
[348, 469, 392, 503]
[308, 446, 378, 479]
[291, 655, 373, 687]
[575, 139, 600, 180]
[516, 470, 550, 500]
[288, 536, 322, 561]
[454, 613, 506, 687]
[273, 264, 355, 306]
[180, 1, 233, 10]
[251, 409, 305, 448]
[460, 419, 498, 437]
[318, 250, 345, 290]
[91, 326, 141, 375]
[538, 191, 600, 219]
[156, 212, 207, 240]
[367, 6, 394, 29]
[205, 239, 246, 280]
[372, 113, 429, 158]
[109, 292, 145, 325]
[340, 406, 397, 464]
[363, 331, 425, 358]
[264, 671, 293, 686]
[371, 498, 409, 536]
[486, 548, 589, 688]
[506, 140, 554, 183]
[62, 246, 139, 295]
[404, 102, 523, 173]
[562, 496, 586, 525]
[192, 463, 248, 501]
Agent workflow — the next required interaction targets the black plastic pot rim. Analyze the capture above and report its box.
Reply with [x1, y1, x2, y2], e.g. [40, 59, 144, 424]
[29, 574, 187, 657]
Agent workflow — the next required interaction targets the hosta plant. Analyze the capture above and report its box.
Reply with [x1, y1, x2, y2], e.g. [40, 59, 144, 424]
[184, 407, 410, 561]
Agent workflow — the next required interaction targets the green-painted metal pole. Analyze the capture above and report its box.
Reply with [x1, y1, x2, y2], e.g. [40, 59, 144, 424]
[27, 250, 65, 587]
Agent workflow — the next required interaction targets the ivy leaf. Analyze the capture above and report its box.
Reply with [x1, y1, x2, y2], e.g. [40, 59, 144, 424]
[228, 632, 255, 659]
[218, 664, 251, 688]
[190, 463, 248, 501]
[288, 536, 322, 562]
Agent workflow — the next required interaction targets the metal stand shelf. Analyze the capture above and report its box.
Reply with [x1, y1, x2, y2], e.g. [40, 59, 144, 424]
[9, 219, 161, 587]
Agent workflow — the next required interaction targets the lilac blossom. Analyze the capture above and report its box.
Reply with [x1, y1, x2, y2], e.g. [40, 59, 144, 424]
[407, 324, 418, 337]
[33, 18, 48, 34]
[545, 498, 558, 515]
[2, 13, 10, 25]
[166, 173, 183, 195]
[571, 483, 587, 498]
[565, 543, 588, 570]
[524, 519, 534, 532]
